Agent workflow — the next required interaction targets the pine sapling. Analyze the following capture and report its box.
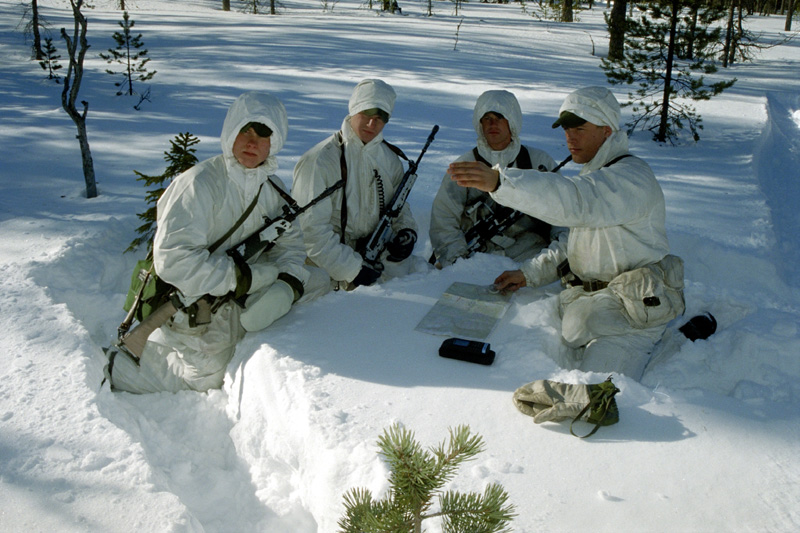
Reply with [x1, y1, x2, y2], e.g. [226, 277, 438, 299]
[338, 424, 516, 533]
[99, 11, 156, 97]
[127, 132, 199, 253]
[39, 37, 62, 82]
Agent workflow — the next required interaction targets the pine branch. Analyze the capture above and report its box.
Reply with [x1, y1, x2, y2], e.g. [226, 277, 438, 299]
[339, 424, 515, 533]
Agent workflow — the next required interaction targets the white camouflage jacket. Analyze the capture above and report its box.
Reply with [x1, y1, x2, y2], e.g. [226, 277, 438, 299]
[493, 130, 670, 287]
[430, 90, 558, 265]
[291, 117, 417, 283]
[153, 92, 308, 301]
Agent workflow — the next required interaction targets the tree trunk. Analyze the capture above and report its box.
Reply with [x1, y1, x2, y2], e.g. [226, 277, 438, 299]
[657, 0, 679, 143]
[61, 0, 97, 199]
[686, 4, 699, 59]
[785, 0, 794, 30]
[222, 0, 230, 11]
[561, 0, 574, 22]
[608, 0, 627, 61]
[31, 0, 44, 59]
[730, 1, 744, 65]
[722, 0, 734, 67]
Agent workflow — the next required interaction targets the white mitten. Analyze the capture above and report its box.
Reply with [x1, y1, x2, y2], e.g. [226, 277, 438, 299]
[240, 280, 294, 332]
[513, 380, 592, 423]
[512, 378, 619, 429]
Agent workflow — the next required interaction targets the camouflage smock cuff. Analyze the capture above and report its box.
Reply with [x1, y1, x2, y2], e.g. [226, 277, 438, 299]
[278, 272, 304, 302]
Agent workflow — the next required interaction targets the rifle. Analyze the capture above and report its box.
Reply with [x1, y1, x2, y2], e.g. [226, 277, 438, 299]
[457, 154, 573, 261]
[360, 124, 439, 264]
[463, 204, 525, 257]
[113, 180, 343, 360]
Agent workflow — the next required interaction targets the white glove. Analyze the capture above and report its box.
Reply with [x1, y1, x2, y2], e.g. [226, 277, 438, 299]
[512, 378, 619, 426]
[240, 280, 294, 332]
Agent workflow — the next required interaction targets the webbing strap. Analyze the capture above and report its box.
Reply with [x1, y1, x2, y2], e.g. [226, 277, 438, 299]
[208, 182, 264, 255]
[336, 131, 409, 242]
[570, 377, 619, 438]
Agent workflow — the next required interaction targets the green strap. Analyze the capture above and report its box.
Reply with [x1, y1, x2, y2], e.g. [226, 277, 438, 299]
[570, 377, 619, 438]
[208, 182, 264, 254]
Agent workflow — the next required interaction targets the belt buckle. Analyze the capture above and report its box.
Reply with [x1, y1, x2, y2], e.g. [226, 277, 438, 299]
[583, 280, 607, 292]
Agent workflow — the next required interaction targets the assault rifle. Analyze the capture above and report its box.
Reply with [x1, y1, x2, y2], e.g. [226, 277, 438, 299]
[360, 124, 439, 264]
[112, 180, 343, 361]
[227, 179, 344, 265]
[463, 204, 525, 257]
[457, 154, 573, 261]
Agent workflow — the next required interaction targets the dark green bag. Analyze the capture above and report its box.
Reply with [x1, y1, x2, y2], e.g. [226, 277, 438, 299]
[122, 257, 175, 323]
[121, 182, 266, 326]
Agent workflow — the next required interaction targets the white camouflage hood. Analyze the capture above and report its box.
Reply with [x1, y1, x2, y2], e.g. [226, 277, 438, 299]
[557, 86, 621, 131]
[472, 89, 523, 167]
[220, 91, 289, 167]
[348, 79, 396, 118]
[472, 89, 522, 140]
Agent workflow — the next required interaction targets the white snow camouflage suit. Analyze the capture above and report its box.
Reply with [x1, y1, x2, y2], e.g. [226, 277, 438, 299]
[111, 92, 309, 393]
[291, 80, 421, 291]
[492, 87, 685, 380]
[429, 89, 559, 266]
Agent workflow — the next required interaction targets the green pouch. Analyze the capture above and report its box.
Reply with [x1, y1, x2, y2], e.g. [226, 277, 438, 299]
[122, 259, 174, 322]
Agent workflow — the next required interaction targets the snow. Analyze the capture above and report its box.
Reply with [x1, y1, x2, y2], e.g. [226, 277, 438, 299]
[1, 1, 799, 531]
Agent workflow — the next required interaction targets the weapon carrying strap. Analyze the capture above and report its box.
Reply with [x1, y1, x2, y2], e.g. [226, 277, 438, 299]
[335, 131, 410, 243]
[208, 182, 265, 255]
[471, 146, 538, 171]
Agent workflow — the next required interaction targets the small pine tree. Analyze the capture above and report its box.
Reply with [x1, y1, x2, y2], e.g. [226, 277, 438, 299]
[39, 37, 62, 82]
[99, 11, 156, 97]
[338, 424, 516, 533]
[126, 132, 200, 253]
[601, 0, 735, 143]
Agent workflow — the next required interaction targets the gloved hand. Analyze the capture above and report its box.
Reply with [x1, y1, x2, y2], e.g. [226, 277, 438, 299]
[385, 229, 417, 262]
[234, 263, 278, 300]
[352, 260, 384, 287]
[512, 378, 619, 427]
[240, 279, 294, 332]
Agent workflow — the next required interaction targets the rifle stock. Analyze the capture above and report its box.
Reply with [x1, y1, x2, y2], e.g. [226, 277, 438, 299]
[117, 299, 178, 359]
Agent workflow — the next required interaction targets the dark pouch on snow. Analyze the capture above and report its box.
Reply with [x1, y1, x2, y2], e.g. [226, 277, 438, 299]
[439, 338, 495, 365]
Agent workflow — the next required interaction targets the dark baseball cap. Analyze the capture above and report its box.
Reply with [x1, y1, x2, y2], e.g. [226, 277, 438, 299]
[551, 111, 587, 129]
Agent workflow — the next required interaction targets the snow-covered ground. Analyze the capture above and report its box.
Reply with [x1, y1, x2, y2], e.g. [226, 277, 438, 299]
[1, 1, 799, 531]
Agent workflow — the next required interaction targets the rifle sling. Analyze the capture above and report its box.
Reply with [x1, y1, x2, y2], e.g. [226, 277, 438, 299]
[208, 182, 265, 255]
[336, 131, 409, 243]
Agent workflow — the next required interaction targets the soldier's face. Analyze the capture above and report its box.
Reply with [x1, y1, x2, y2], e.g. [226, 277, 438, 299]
[563, 123, 612, 164]
[233, 127, 271, 168]
[480, 112, 512, 151]
[350, 112, 386, 144]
